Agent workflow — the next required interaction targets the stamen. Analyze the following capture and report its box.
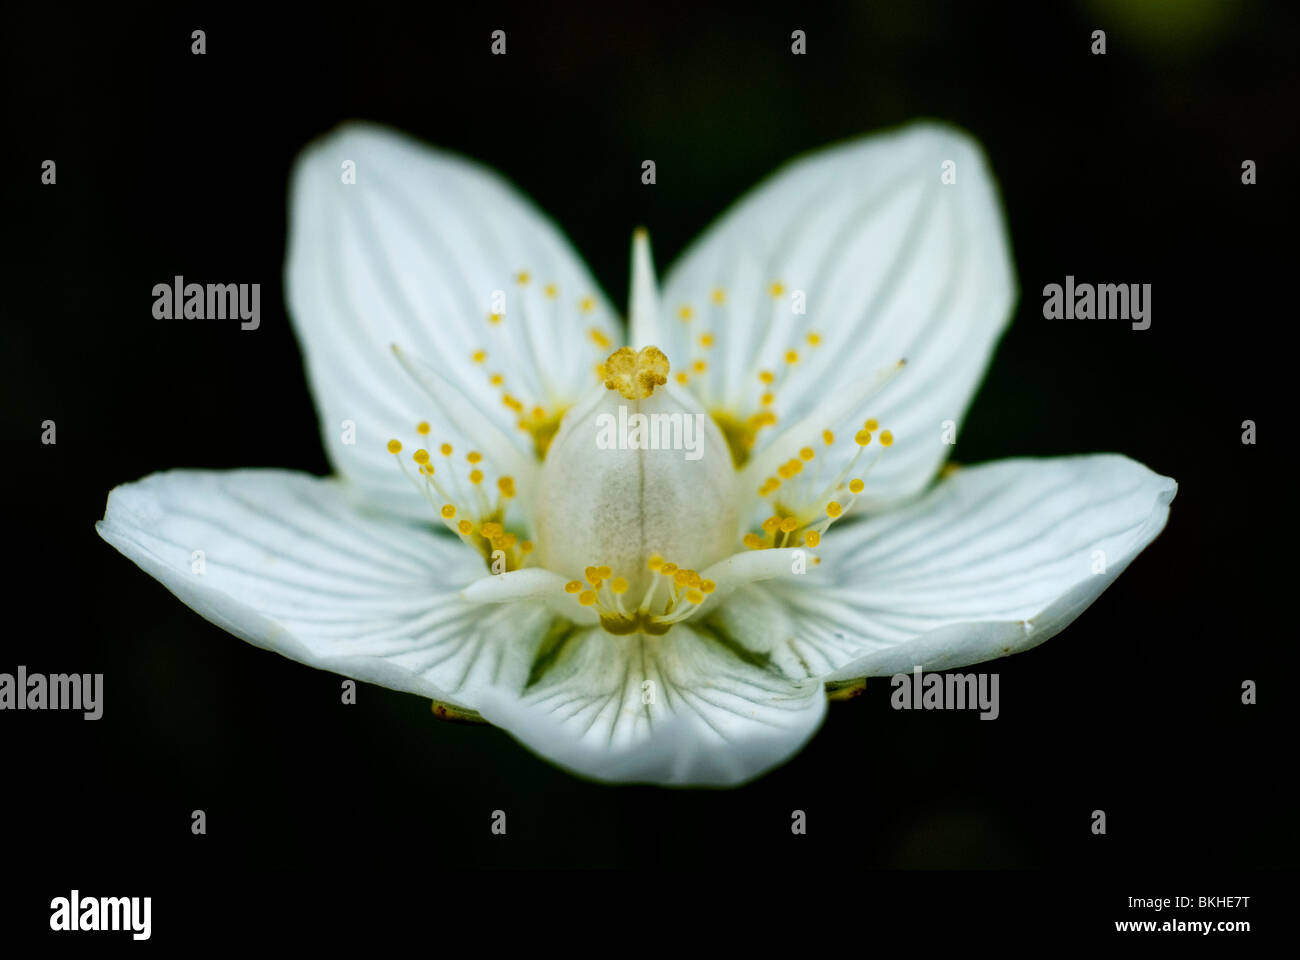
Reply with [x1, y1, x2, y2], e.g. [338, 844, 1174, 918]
[743, 417, 896, 552]
[562, 554, 715, 635]
[386, 421, 536, 574]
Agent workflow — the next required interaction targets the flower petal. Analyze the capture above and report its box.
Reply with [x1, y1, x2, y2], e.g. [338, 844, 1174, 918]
[660, 121, 1016, 505]
[96, 469, 551, 706]
[750, 455, 1175, 679]
[98, 470, 822, 785]
[474, 623, 827, 786]
[287, 122, 619, 520]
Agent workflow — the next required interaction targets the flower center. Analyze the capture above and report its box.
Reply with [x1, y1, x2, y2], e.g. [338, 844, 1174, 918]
[536, 346, 738, 633]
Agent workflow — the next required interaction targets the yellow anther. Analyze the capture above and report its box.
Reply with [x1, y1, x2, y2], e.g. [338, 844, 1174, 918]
[416, 421, 431, 436]
[785, 349, 799, 365]
[675, 372, 689, 385]
[544, 283, 557, 298]
[469, 469, 484, 485]
[584, 566, 601, 583]
[387, 439, 402, 454]
[470, 351, 486, 365]
[762, 516, 781, 532]
[711, 288, 726, 304]
[565, 580, 582, 594]
[855, 430, 872, 446]
[780, 516, 798, 533]
[849, 478, 865, 494]
[880, 430, 894, 446]
[759, 370, 775, 385]
[864, 418, 879, 431]
[699, 333, 714, 348]
[489, 373, 505, 386]
[822, 429, 834, 445]
[532, 406, 546, 421]
[743, 533, 762, 549]
[769, 282, 785, 297]
[677, 305, 694, 321]
[520, 541, 534, 554]
[440, 504, 456, 519]
[440, 443, 453, 456]
[502, 394, 523, 412]
[807, 332, 822, 346]
[685, 589, 704, 605]
[660, 562, 678, 576]
[500, 533, 518, 549]
[498, 476, 516, 498]
[579, 296, 596, 314]
[692, 359, 707, 374]
[648, 554, 664, 571]
[457, 520, 473, 535]
[480, 523, 503, 538]
[597, 565, 612, 579]
[761, 392, 775, 406]
[466, 451, 483, 464]
[804, 530, 821, 548]
[700, 580, 715, 593]
[826, 501, 843, 518]
[611, 577, 629, 594]
[515, 271, 530, 285]
[578, 590, 596, 606]
[589, 328, 611, 348]
[488, 313, 504, 325]
[674, 569, 690, 586]
[603, 345, 669, 400]
[799, 446, 815, 461]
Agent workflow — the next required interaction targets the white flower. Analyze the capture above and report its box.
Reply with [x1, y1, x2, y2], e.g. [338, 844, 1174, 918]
[98, 121, 1175, 786]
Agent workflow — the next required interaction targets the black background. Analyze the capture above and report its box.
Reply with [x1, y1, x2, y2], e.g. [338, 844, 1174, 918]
[2, 0, 1294, 914]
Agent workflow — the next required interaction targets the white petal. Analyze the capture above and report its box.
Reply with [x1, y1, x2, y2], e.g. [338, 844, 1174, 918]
[287, 123, 619, 520]
[99, 470, 829, 785]
[660, 122, 1016, 505]
[474, 623, 827, 786]
[753, 455, 1175, 679]
[96, 469, 551, 706]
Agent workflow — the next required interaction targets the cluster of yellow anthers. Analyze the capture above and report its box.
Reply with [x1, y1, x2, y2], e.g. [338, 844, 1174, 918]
[744, 418, 895, 553]
[386, 424, 533, 572]
[469, 272, 613, 459]
[563, 555, 718, 636]
[676, 283, 826, 467]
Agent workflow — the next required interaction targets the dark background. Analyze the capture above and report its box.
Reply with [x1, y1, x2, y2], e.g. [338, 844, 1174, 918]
[2, 0, 1294, 887]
